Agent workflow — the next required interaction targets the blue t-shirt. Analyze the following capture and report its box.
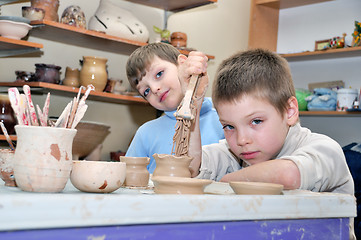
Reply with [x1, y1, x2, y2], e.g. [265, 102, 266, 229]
[125, 97, 224, 173]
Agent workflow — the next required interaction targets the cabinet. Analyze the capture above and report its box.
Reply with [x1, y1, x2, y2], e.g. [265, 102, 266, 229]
[248, 0, 361, 117]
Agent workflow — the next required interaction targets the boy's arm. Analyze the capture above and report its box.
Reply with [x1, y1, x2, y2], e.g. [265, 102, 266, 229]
[220, 159, 301, 190]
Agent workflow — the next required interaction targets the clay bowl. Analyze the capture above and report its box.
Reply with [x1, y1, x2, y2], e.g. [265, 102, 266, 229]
[152, 176, 213, 194]
[70, 160, 126, 193]
[72, 121, 111, 159]
[0, 149, 16, 187]
[229, 181, 284, 195]
[0, 20, 32, 40]
[204, 182, 235, 195]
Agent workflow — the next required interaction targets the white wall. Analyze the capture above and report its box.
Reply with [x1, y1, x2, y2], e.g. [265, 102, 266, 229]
[0, 0, 251, 159]
[277, 0, 361, 146]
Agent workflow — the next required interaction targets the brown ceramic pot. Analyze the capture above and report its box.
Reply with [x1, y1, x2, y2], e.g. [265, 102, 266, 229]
[31, 0, 59, 22]
[62, 67, 80, 87]
[35, 63, 61, 84]
[0, 94, 16, 135]
[79, 56, 108, 92]
[119, 156, 150, 187]
[152, 153, 192, 178]
[170, 32, 187, 48]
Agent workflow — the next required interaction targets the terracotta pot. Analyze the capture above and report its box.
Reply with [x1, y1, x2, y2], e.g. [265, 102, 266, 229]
[35, 63, 61, 84]
[152, 153, 192, 178]
[170, 32, 187, 48]
[62, 67, 80, 88]
[0, 94, 16, 135]
[31, 0, 59, 22]
[79, 56, 108, 92]
[13, 126, 77, 192]
[0, 149, 16, 187]
[119, 156, 150, 187]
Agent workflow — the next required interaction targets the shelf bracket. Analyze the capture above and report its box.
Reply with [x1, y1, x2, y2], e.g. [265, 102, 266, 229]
[0, 48, 42, 57]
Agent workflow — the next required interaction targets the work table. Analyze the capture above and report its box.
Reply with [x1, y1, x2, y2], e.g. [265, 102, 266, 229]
[0, 181, 356, 239]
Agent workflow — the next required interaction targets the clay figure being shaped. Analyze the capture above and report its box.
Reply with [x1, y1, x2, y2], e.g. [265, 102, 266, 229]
[88, 0, 149, 43]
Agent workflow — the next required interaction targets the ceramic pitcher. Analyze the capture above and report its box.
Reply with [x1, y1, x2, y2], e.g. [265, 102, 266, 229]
[119, 156, 150, 187]
[13, 126, 77, 192]
[79, 56, 108, 92]
[152, 153, 192, 178]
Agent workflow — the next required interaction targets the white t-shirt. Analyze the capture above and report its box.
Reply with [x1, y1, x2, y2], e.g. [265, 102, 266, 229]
[197, 123, 354, 195]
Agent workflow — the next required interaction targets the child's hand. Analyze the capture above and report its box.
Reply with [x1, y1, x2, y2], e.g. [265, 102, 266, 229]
[178, 51, 209, 99]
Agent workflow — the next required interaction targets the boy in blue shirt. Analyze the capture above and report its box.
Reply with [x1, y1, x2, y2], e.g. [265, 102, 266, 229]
[125, 42, 224, 173]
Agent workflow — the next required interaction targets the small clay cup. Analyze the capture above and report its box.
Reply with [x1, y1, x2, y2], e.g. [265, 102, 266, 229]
[152, 153, 192, 178]
[22, 6, 45, 21]
[0, 149, 16, 187]
[119, 156, 150, 187]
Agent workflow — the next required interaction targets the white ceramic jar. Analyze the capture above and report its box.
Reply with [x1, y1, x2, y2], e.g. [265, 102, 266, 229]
[337, 88, 358, 111]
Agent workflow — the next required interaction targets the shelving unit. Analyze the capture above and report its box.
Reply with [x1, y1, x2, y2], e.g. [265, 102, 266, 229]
[0, 36, 43, 57]
[124, 0, 217, 11]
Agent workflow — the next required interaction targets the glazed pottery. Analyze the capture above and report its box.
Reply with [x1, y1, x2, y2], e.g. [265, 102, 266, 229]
[0, 20, 32, 40]
[79, 56, 108, 92]
[152, 153, 192, 178]
[61, 5, 86, 29]
[0, 149, 16, 187]
[229, 181, 284, 195]
[31, 0, 59, 21]
[0, 94, 16, 135]
[88, 0, 149, 43]
[152, 176, 212, 194]
[170, 32, 187, 48]
[119, 156, 150, 187]
[22, 6, 45, 21]
[62, 67, 80, 88]
[70, 160, 126, 193]
[13, 126, 77, 192]
[35, 63, 61, 84]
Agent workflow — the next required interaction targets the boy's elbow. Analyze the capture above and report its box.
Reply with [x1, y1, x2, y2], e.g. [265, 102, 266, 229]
[280, 161, 301, 190]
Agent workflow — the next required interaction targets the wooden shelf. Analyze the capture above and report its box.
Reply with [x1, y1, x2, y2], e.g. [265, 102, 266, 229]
[300, 111, 361, 116]
[0, 135, 16, 141]
[124, 0, 217, 11]
[280, 46, 361, 61]
[255, 0, 333, 9]
[0, 36, 43, 57]
[0, 82, 149, 105]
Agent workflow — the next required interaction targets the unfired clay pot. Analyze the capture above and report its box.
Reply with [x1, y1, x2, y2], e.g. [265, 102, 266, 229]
[152, 153, 192, 178]
[119, 156, 150, 187]
[0, 149, 16, 187]
[13, 126, 77, 192]
[79, 56, 108, 92]
[62, 67, 80, 87]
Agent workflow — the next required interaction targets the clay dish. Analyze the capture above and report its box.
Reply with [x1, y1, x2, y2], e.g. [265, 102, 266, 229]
[70, 160, 126, 193]
[204, 182, 235, 195]
[152, 176, 213, 195]
[229, 181, 284, 195]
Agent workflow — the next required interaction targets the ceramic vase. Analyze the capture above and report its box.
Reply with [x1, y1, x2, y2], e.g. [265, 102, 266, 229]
[79, 56, 108, 92]
[62, 67, 80, 88]
[152, 153, 192, 178]
[0, 94, 16, 135]
[31, 0, 59, 22]
[0, 149, 16, 187]
[119, 156, 150, 187]
[13, 126, 77, 192]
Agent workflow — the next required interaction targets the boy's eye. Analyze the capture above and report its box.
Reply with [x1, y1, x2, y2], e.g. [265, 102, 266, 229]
[222, 124, 234, 130]
[156, 71, 163, 79]
[251, 119, 262, 125]
[143, 88, 150, 97]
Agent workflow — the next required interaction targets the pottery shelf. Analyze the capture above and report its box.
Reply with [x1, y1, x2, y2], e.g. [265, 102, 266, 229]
[299, 111, 361, 117]
[0, 135, 16, 141]
[0, 82, 149, 105]
[124, 0, 217, 12]
[0, 37, 43, 57]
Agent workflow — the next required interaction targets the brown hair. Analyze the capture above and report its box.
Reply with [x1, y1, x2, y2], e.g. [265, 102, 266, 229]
[126, 42, 180, 90]
[212, 48, 295, 115]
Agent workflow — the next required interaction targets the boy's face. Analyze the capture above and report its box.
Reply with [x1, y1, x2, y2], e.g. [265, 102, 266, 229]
[217, 95, 296, 166]
[136, 56, 183, 111]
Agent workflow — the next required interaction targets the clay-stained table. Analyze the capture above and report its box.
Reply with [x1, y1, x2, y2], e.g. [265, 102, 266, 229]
[0, 181, 356, 240]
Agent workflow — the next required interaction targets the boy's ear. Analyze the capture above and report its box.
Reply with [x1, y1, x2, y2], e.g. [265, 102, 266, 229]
[286, 96, 299, 126]
[177, 54, 187, 65]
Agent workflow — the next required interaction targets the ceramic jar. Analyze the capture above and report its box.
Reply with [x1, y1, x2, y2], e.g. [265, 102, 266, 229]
[170, 32, 187, 48]
[152, 153, 192, 178]
[35, 63, 61, 84]
[31, 0, 59, 22]
[13, 126, 77, 192]
[62, 67, 80, 87]
[0, 94, 16, 135]
[0, 149, 16, 187]
[79, 56, 108, 92]
[119, 156, 150, 187]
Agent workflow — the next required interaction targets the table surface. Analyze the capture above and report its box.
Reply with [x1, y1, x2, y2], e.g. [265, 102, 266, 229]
[0, 180, 356, 231]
